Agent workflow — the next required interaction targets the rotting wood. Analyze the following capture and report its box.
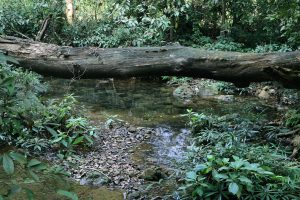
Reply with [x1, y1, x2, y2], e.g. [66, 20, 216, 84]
[0, 36, 300, 88]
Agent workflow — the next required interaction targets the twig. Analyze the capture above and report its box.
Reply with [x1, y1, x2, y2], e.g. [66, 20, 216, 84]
[36, 15, 52, 41]
[277, 128, 300, 137]
[14, 30, 31, 40]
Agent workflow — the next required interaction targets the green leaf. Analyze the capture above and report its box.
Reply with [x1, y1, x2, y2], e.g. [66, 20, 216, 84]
[238, 176, 252, 184]
[8, 184, 22, 196]
[28, 170, 39, 181]
[222, 158, 230, 163]
[27, 159, 41, 168]
[193, 187, 203, 197]
[212, 170, 229, 181]
[61, 140, 68, 147]
[0, 77, 14, 86]
[24, 188, 34, 200]
[9, 152, 27, 164]
[207, 155, 215, 161]
[230, 160, 244, 169]
[57, 190, 78, 200]
[72, 136, 84, 145]
[218, 166, 230, 171]
[51, 137, 63, 143]
[194, 164, 206, 172]
[6, 81, 15, 96]
[84, 135, 93, 144]
[228, 182, 239, 195]
[186, 171, 197, 181]
[31, 163, 47, 171]
[45, 126, 58, 138]
[57, 154, 65, 160]
[0, 54, 19, 65]
[2, 153, 14, 174]
[0, 195, 4, 200]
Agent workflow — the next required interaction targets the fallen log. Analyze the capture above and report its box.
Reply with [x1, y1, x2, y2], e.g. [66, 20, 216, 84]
[0, 36, 300, 88]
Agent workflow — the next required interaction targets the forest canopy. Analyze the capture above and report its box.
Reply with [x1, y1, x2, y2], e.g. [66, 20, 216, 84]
[0, 0, 299, 50]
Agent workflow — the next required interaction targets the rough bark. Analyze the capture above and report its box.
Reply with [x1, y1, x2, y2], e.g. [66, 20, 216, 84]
[0, 36, 300, 88]
[65, 0, 74, 24]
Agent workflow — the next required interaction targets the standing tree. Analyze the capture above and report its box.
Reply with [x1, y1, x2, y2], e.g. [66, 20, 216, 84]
[65, 0, 74, 24]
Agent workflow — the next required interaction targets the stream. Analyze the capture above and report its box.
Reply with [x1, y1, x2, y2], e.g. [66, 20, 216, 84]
[42, 78, 275, 199]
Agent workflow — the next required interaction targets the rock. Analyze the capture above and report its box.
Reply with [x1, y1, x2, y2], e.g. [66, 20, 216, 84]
[256, 86, 277, 99]
[173, 84, 194, 99]
[215, 95, 234, 102]
[144, 134, 151, 139]
[128, 126, 137, 133]
[140, 167, 167, 181]
[128, 191, 141, 199]
[128, 149, 134, 153]
[82, 171, 111, 186]
[258, 89, 270, 99]
[269, 88, 276, 95]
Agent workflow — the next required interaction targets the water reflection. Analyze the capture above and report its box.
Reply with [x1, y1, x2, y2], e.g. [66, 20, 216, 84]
[45, 78, 271, 127]
[45, 78, 275, 164]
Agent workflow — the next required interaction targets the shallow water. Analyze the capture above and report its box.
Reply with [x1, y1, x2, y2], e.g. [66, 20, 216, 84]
[45, 78, 272, 125]
[45, 78, 275, 166]
[1, 78, 276, 199]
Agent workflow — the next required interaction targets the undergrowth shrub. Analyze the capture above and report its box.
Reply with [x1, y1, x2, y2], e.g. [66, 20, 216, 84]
[0, 54, 83, 199]
[253, 44, 293, 53]
[285, 109, 300, 128]
[204, 37, 245, 52]
[182, 154, 300, 200]
[181, 110, 300, 199]
[0, 54, 96, 157]
[0, 151, 75, 199]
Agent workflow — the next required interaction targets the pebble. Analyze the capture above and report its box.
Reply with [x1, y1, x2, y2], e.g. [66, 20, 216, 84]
[46, 125, 157, 194]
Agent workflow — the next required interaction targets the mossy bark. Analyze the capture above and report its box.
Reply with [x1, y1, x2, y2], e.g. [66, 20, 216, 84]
[1, 36, 300, 88]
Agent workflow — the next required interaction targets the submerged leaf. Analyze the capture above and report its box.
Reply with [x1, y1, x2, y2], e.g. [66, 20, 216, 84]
[2, 153, 14, 174]
[57, 190, 78, 200]
[9, 152, 27, 164]
[27, 159, 41, 168]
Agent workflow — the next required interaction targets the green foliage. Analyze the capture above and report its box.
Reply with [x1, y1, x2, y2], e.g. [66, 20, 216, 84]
[214, 81, 249, 95]
[253, 44, 293, 53]
[64, 0, 179, 47]
[182, 109, 213, 133]
[162, 76, 193, 85]
[285, 109, 300, 128]
[181, 110, 300, 199]
[57, 190, 78, 200]
[204, 37, 245, 51]
[0, 54, 95, 157]
[0, 151, 69, 199]
[0, 54, 87, 200]
[1, 0, 299, 49]
[183, 155, 299, 199]
[0, 0, 64, 42]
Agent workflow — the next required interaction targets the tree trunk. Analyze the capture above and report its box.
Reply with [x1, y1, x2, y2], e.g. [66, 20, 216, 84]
[0, 36, 300, 88]
[65, 0, 74, 24]
[220, 0, 226, 37]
